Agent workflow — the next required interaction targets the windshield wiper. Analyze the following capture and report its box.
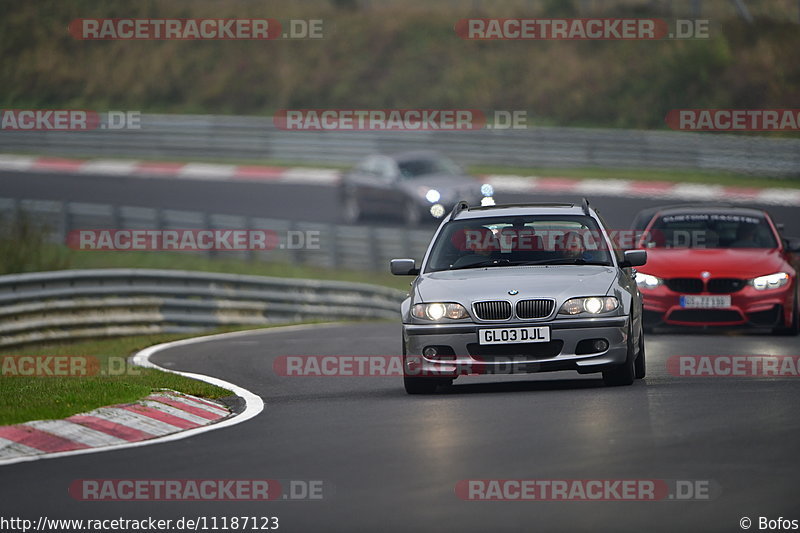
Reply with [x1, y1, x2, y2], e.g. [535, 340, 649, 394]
[448, 257, 612, 271]
[515, 257, 612, 266]
[448, 259, 512, 271]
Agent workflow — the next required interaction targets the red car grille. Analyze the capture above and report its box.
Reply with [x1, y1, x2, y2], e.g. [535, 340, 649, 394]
[707, 278, 745, 293]
[665, 278, 746, 294]
[665, 278, 703, 293]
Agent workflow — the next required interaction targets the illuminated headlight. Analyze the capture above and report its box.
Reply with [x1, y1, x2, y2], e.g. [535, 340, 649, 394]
[480, 196, 495, 206]
[412, 302, 469, 321]
[750, 272, 790, 290]
[425, 188, 441, 203]
[481, 183, 494, 197]
[635, 272, 662, 289]
[559, 297, 619, 315]
[430, 203, 445, 218]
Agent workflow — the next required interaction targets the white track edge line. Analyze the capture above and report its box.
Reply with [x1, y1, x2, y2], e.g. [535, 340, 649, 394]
[0, 323, 339, 467]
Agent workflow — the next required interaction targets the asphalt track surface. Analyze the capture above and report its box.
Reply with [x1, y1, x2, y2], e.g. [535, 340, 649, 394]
[1, 169, 800, 235]
[1, 170, 799, 532]
[1, 323, 799, 532]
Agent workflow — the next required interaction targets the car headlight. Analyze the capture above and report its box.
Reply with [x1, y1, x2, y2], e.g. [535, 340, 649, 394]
[481, 183, 494, 197]
[559, 297, 619, 315]
[424, 188, 441, 203]
[412, 302, 469, 320]
[750, 272, 790, 290]
[635, 272, 662, 289]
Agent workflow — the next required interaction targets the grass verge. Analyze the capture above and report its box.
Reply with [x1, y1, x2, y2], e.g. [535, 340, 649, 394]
[0, 326, 284, 426]
[64, 247, 411, 291]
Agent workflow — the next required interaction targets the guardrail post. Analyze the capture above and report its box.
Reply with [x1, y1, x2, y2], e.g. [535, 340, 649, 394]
[329, 225, 340, 269]
[245, 216, 255, 263]
[59, 200, 70, 244]
[204, 211, 215, 260]
[368, 225, 380, 272]
[288, 219, 302, 265]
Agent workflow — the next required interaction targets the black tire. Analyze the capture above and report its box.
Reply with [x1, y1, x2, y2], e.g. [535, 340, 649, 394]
[342, 190, 361, 223]
[403, 375, 439, 395]
[603, 323, 636, 386]
[634, 328, 646, 379]
[772, 291, 799, 336]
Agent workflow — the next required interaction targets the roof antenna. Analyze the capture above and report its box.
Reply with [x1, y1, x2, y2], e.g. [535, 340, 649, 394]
[581, 197, 591, 216]
[451, 200, 469, 219]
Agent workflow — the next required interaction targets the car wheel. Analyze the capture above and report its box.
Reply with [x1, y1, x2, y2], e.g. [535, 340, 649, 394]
[404, 200, 422, 227]
[634, 328, 646, 379]
[342, 190, 361, 223]
[403, 375, 439, 394]
[772, 291, 799, 336]
[603, 323, 636, 386]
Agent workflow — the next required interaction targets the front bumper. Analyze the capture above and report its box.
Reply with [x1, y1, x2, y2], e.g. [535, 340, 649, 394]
[402, 316, 630, 377]
[641, 284, 794, 327]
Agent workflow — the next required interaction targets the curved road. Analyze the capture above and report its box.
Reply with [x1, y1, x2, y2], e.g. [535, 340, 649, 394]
[1, 323, 799, 532]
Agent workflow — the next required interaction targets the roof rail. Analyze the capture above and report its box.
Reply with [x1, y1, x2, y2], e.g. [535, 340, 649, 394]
[450, 200, 469, 219]
[581, 197, 591, 216]
[470, 202, 575, 211]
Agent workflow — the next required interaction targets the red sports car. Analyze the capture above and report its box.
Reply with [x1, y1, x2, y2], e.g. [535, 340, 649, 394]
[632, 205, 799, 335]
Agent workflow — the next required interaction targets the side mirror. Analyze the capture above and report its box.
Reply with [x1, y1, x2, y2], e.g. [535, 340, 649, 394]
[390, 258, 419, 276]
[786, 238, 800, 253]
[621, 249, 647, 268]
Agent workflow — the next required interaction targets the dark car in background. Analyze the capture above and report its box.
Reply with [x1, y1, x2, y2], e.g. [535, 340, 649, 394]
[339, 150, 494, 225]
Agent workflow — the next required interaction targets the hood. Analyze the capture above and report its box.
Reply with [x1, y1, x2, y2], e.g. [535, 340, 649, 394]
[415, 265, 617, 304]
[640, 248, 790, 279]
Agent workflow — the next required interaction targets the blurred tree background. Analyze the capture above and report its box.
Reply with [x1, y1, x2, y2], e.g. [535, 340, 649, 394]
[1, 0, 798, 129]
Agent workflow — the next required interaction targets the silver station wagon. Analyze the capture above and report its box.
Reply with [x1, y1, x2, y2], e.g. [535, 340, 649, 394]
[391, 200, 648, 394]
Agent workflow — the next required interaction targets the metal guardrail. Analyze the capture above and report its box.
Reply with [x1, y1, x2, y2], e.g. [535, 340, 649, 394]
[0, 197, 436, 273]
[1, 114, 798, 176]
[0, 269, 407, 348]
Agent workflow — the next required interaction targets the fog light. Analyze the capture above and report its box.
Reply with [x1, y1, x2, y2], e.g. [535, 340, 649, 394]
[575, 338, 610, 355]
[423, 346, 438, 358]
[593, 339, 609, 352]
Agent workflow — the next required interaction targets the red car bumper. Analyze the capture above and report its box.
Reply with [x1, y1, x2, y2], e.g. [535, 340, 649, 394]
[641, 282, 796, 328]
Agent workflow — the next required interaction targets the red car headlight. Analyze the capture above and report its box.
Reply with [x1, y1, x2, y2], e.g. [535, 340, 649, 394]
[749, 272, 790, 290]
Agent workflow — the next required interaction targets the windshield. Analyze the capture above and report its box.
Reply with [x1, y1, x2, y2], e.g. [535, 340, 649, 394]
[425, 215, 614, 272]
[398, 157, 461, 178]
[645, 213, 777, 249]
